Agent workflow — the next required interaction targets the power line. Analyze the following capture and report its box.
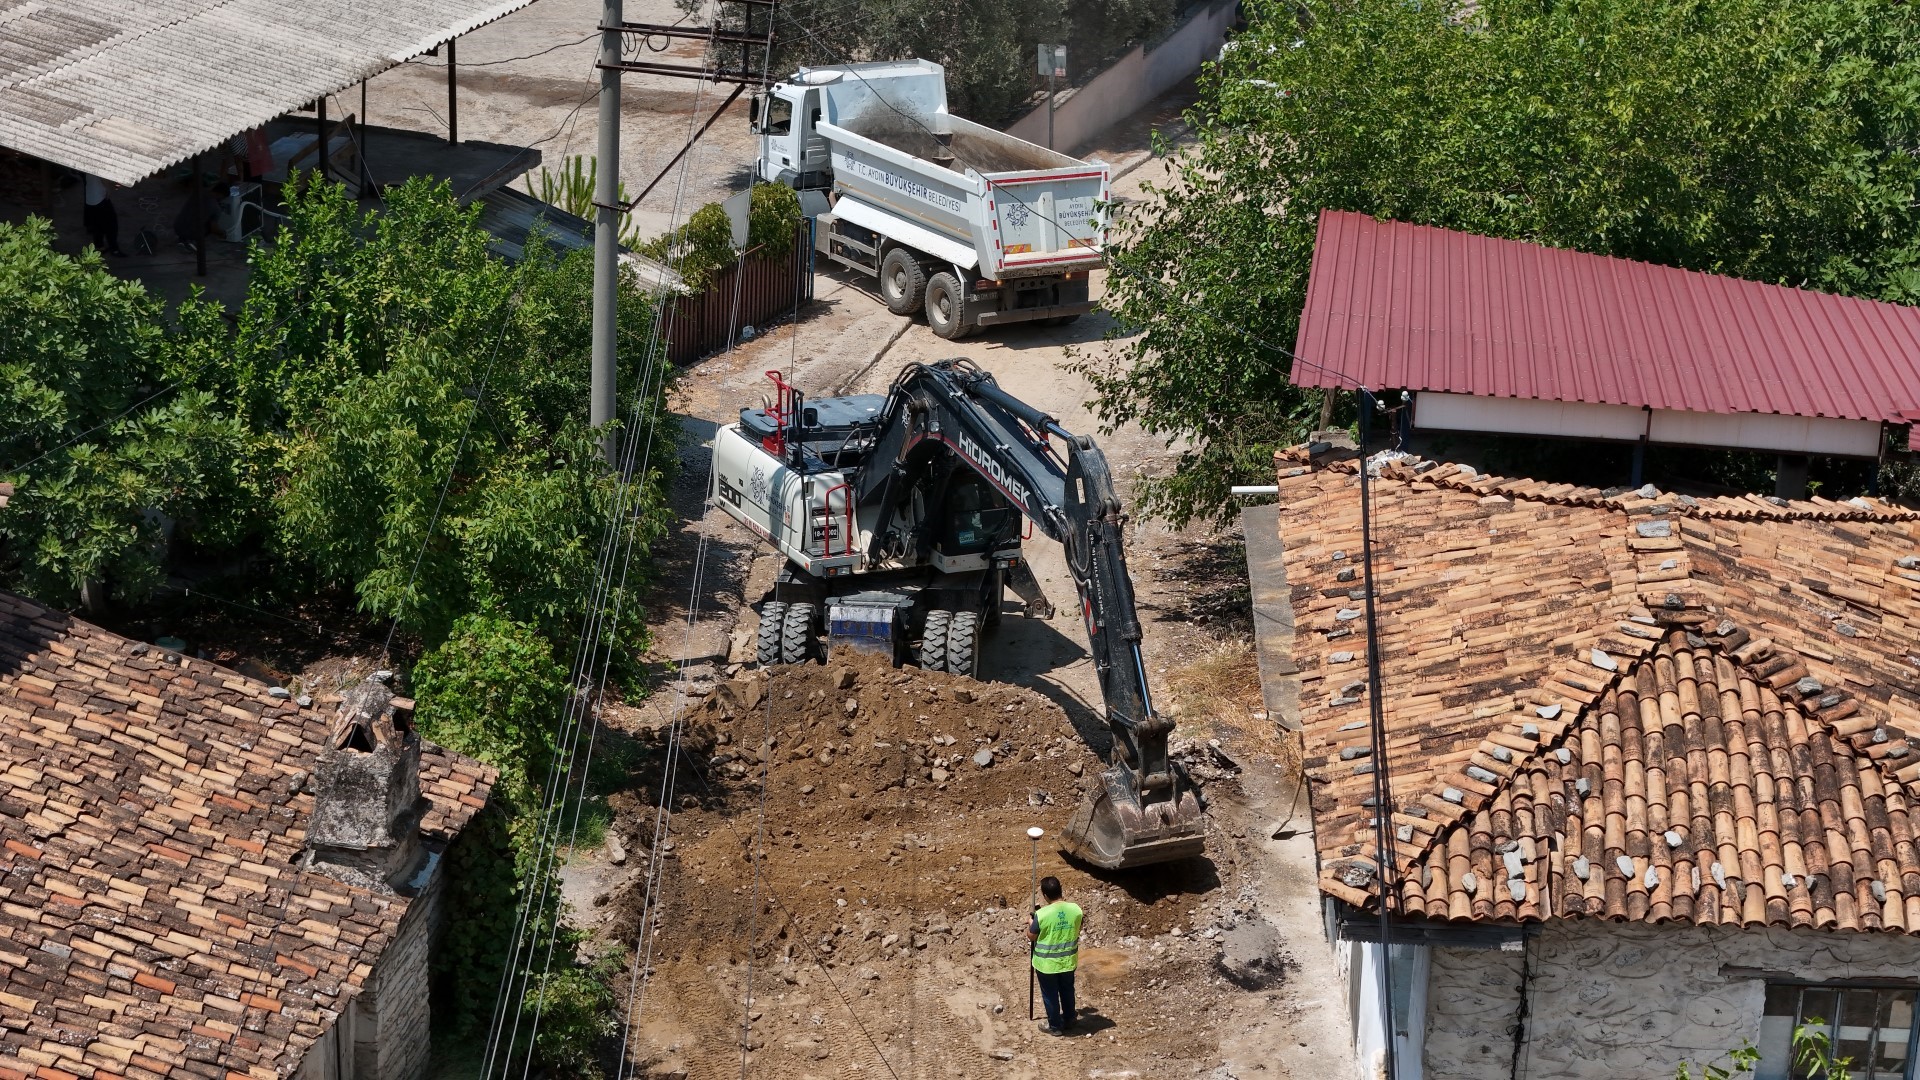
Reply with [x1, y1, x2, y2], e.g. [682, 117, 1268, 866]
[491, 19, 754, 1077]
[407, 34, 597, 68]
[478, 27, 704, 1068]
[379, 309, 516, 661]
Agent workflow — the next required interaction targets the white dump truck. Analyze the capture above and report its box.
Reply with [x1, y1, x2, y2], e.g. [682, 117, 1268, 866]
[752, 59, 1107, 338]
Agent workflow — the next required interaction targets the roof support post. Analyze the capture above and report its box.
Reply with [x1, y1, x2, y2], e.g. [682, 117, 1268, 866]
[446, 37, 459, 144]
[360, 81, 372, 197]
[317, 95, 329, 182]
[590, 0, 621, 465]
[193, 151, 207, 278]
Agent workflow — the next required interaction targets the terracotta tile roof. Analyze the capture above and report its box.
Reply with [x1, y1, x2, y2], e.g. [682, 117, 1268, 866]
[1276, 447, 1920, 935]
[0, 592, 496, 1080]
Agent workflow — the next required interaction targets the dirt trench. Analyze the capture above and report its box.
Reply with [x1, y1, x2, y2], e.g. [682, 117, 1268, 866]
[588, 652, 1277, 1079]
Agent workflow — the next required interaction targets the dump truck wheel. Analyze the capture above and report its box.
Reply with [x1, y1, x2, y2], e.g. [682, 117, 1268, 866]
[757, 601, 787, 666]
[880, 248, 926, 316]
[925, 272, 975, 340]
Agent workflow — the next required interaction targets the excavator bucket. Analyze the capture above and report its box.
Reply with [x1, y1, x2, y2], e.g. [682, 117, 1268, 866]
[1062, 765, 1206, 870]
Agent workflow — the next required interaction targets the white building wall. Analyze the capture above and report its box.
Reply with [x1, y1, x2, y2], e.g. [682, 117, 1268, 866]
[1003, 0, 1238, 154]
[1425, 921, 1920, 1079]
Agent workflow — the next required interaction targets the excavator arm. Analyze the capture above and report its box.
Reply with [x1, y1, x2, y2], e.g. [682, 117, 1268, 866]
[856, 360, 1204, 868]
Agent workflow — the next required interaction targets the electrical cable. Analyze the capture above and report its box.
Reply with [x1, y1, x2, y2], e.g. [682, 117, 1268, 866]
[491, 173, 700, 1074]
[478, 17, 721, 1061]
[481, 123, 691, 1080]
[408, 34, 597, 68]
[667, 750, 909, 1080]
[378, 310, 516, 662]
[541, 13, 800, 1073]
[1357, 395, 1401, 1080]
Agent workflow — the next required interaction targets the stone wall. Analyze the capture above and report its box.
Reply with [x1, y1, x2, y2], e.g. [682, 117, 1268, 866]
[1425, 920, 1920, 1078]
[348, 855, 446, 1080]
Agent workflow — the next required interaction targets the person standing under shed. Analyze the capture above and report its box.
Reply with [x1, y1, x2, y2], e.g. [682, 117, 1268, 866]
[82, 173, 124, 256]
[1028, 875, 1083, 1035]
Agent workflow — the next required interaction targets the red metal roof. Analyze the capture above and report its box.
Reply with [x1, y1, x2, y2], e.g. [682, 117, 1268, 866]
[1292, 210, 1920, 426]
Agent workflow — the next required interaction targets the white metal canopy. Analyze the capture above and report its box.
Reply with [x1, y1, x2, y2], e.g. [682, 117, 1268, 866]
[0, 0, 537, 186]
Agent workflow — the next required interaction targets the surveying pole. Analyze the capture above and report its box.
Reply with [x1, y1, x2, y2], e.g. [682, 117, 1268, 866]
[590, 0, 622, 465]
[1026, 826, 1043, 1019]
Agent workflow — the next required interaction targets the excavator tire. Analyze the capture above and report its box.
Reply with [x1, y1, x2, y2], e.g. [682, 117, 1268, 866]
[757, 601, 787, 667]
[924, 272, 975, 340]
[880, 248, 926, 316]
[918, 609, 952, 672]
[945, 610, 980, 678]
[780, 602, 819, 664]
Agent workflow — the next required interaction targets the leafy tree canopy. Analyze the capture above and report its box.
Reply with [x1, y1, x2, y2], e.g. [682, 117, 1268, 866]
[252, 179, 673, 648]
[1086, 0, 1920, 524]
[0, 219, 256, 606]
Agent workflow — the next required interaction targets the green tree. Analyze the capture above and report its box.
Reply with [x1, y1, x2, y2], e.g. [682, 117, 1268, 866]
[1086, 0, 1920, 524]
[637, 183, 801, 289]
[0, 219, 256, 607]
[414, 612, 570, 798]
[248, 178, 674, 649]
[415, 614, 569, 1036]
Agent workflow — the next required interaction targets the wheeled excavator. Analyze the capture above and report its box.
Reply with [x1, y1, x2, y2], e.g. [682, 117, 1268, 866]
[708, 358, 1204, 869]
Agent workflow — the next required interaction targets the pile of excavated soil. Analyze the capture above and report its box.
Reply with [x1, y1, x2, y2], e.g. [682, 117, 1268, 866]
[596, 651, 1267, 1079]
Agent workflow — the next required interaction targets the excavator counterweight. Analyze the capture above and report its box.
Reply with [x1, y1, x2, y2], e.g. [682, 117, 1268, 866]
[709, 359, 1204, 869]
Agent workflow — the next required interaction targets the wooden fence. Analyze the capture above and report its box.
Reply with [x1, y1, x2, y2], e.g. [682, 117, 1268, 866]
[662, 222, 815, 365]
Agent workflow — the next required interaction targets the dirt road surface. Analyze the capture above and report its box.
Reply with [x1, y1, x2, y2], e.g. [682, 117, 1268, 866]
[371, 6, 1349, 1072]
[583, 112, 1345, 1080]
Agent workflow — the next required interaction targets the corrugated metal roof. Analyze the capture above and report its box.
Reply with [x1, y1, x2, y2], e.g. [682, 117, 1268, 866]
[0, 0, 539, 186]
[473, 186, 686, 292]
[1293, 210, 1920, 426]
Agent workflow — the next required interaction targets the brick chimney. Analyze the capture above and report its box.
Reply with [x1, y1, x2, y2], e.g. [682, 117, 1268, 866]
[305, 676, 428, 892]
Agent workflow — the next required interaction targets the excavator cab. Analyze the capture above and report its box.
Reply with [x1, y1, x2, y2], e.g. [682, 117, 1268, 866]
[934, 473, 1016, 560]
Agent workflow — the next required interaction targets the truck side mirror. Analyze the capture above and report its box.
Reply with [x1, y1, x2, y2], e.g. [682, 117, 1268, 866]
[749, 94, 764, 134]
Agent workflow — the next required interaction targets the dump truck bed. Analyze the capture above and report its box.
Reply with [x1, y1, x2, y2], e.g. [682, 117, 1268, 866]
[822, 113, 1107, 280]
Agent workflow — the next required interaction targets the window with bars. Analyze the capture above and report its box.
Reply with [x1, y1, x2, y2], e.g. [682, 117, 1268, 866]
[1758, 982, 1917, 1080]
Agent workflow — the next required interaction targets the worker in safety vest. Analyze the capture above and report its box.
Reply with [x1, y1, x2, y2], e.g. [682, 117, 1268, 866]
[1027, 875, 1084, 1034]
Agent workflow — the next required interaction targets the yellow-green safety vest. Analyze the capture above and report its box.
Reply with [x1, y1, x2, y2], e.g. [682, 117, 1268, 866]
[1031, 901, 1083, 974]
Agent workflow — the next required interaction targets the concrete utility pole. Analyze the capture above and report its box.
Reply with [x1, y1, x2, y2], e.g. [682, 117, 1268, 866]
[590, 0, 622, 465]
[1039, 44, 1064, 150]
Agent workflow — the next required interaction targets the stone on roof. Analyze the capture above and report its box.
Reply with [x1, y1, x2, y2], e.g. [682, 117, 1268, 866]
[1276, 447, 1920, 936]
[0, 591, 495, 1078]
